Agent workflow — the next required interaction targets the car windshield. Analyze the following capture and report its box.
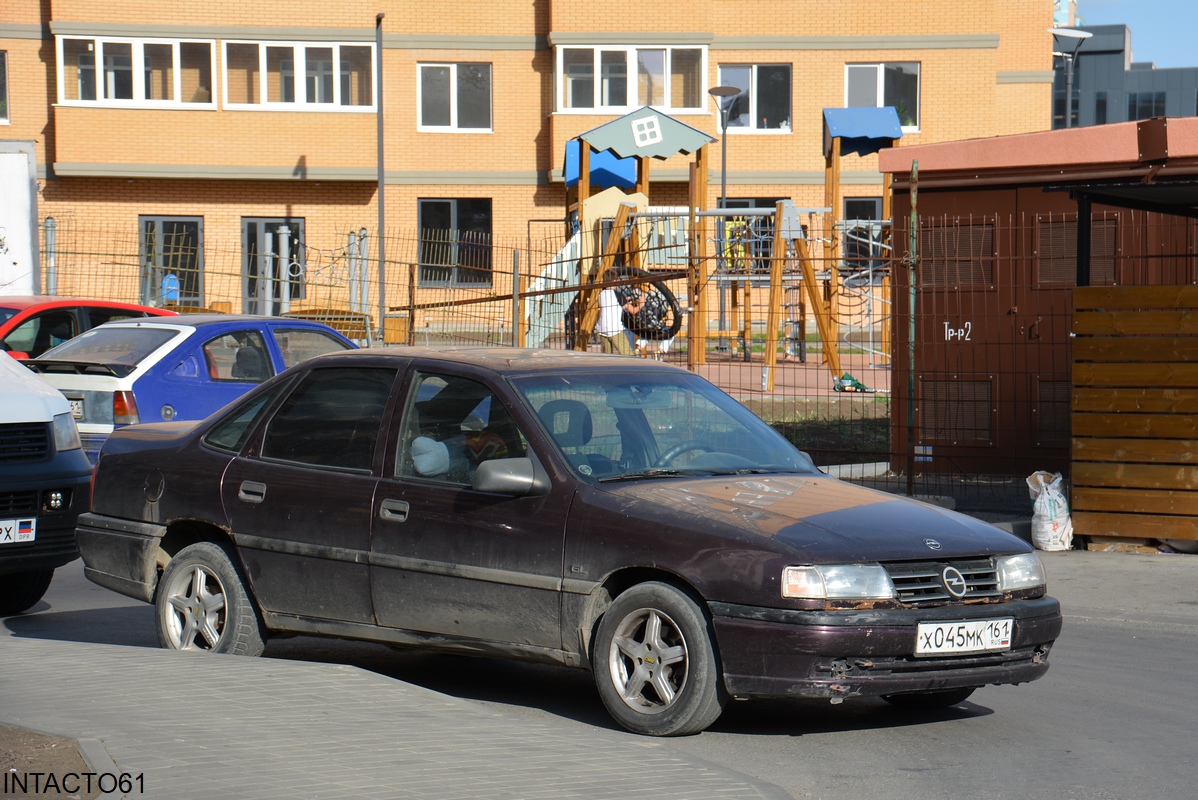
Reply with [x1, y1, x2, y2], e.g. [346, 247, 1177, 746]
[36, 325, 179, 367]
[511, 370, 818, 480]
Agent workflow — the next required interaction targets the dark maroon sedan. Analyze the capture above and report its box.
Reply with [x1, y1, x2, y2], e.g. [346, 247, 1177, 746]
[76, 347, 1061, 736]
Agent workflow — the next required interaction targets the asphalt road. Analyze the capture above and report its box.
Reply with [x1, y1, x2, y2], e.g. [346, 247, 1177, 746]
[6, 551, 1197, 800]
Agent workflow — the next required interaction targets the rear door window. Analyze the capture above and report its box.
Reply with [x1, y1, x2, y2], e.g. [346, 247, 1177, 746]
[260, 367, 397, 472]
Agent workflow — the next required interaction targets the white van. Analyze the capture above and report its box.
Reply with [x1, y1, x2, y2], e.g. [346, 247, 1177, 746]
[0, 352, 93, 614]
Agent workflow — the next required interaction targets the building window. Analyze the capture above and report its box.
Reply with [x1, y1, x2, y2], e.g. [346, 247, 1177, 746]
[846, 62, 919, 129]
[139, 217, 204, 308]
[1126, 91, 1166, 121]
[57, 37, 214, 106]
[224, 42, 373, 110]
[1095, 91, 1107, 125]
[717, 65, 791, 131]
[241, 219, 307, 315]
[418, 63, 492, 131]
[558, 46, 704, 112]
[418, 199, 493, 287]
[0, 51, 9, 123]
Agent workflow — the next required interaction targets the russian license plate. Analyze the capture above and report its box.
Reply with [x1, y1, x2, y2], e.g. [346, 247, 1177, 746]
[0, 518, 36, 545]
[915, 618, 1013, 656]
[69, 398, 83, 418]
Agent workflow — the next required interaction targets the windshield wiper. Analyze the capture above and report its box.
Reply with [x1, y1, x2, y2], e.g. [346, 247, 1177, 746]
[598, 468, 699, 482]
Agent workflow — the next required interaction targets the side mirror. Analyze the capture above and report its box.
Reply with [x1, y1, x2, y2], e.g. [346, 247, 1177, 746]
[7, 351, 31, 361]
[473, 457, 538, 495]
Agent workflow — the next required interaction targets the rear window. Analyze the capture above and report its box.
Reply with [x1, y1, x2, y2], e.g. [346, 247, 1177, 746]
[36, 326, 180, 367]
[0, 307, 19, 325]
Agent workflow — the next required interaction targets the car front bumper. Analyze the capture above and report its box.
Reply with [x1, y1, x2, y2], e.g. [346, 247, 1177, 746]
[0, 455, 93, 575]
[709, 596, 1062, 700]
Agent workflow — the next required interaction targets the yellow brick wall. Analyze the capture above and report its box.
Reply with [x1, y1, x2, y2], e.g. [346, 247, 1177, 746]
[13, 0, 1054, 306]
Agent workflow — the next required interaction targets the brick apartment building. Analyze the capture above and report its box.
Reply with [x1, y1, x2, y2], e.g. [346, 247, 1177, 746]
[1, 0, 1056, 321]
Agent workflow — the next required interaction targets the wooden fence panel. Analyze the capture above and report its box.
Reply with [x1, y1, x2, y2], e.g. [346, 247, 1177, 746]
[1072, 287, 1198, 544]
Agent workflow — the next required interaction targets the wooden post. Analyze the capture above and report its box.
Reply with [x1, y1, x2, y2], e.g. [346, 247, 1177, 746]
[576, 202, 633, 348]
[762, 201, 786, 391]
[688, 160, 708, 366]
[824, 136, 842, 329]
[793, 234, 842, 383]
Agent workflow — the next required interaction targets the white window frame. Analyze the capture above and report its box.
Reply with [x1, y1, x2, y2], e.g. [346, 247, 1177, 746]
[222, 41, 375, 112]
[555, 45, 708, 114]
[55, 36, 216, 109]
[717, 64, 792, 134]
[417, 63, 493, 133]
[845, 62, 921, 132]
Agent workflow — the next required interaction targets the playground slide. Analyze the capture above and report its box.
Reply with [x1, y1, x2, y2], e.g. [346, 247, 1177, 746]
[524, 231, 582, 349]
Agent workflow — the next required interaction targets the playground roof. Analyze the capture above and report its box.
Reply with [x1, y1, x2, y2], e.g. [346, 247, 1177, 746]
[563, 107, 717, 188]
[822, 107, 903, 157]
[579, 107, 716, 160]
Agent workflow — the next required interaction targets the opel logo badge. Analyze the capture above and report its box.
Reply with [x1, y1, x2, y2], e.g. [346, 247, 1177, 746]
[923, 538, 942, 551]
[941, 566, 967, 598]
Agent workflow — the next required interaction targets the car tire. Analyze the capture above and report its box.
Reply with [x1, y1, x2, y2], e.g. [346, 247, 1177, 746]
[882, 687, 977, 709]
[0, 569, 54, 616]
[592, 581, 726, 736]
[155, 541, 265, 656]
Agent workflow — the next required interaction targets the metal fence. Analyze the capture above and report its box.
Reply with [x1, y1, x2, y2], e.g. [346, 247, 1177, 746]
[46, 207, 1189, 515]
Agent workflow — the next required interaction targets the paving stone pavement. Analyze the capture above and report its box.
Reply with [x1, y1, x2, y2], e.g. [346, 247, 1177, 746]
[0, 636, 790, 800]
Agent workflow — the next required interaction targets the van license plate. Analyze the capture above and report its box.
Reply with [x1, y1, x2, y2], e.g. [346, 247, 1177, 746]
[915, 618, 1012, 655]
[69, 399, 83, 418]
[0, 518, 36, 545]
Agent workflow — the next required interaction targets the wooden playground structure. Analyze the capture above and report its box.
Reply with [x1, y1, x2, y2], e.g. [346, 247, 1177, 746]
[548, 106, 903, 391]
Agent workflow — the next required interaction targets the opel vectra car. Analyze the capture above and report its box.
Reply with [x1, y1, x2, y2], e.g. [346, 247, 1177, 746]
[27, 315, 356, 463]
[0, 295, 176, 360]
[74, 348, 1061, 736]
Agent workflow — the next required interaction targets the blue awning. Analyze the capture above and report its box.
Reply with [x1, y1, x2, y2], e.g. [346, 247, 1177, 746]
[563, 139, 638, 189]
[823, 107, 903, 157]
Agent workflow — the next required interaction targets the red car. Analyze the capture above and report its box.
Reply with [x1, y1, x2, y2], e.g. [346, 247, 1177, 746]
[0, 296, 177, 360]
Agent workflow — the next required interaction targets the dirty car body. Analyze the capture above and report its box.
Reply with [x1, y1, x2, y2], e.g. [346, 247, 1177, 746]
[75, 347, 1062, 736]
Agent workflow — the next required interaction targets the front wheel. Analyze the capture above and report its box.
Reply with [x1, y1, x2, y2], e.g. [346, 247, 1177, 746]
[0, 569, 54, 616]
[592, 582, 726, 736]
[155, 541, 265, 656]
[882, 687, 977, 709]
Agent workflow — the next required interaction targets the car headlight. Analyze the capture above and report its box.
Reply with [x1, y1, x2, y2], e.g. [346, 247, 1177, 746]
[782, 565, 896, 600]
[53, 412, 82, 452]
[995, 553, 1046, 592]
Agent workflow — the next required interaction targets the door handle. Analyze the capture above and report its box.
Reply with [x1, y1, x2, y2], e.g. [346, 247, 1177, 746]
[238, 480, 267, 504]
[380, 499, 409, 522]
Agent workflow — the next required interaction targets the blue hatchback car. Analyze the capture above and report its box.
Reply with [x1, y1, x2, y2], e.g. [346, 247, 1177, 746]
[28, 315, 357, 463]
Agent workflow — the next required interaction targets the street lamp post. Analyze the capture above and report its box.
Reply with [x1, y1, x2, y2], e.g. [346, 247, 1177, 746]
[708, 85, 739, 353]
[708, 85, 740, 208]
[1049, 27, 1092, 128]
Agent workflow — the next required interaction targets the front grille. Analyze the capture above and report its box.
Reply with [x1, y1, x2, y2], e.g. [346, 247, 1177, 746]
[0, 491, 40, 515]
[884, 558, 1001, 606]
[0, 423, 50, 462]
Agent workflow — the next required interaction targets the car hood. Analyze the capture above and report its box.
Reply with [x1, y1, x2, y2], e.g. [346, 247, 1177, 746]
[597, 473, 1028, 561]
[0, 352, 70, 423]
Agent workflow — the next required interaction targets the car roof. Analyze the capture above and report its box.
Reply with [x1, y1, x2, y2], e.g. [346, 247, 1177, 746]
[100, 313, 341, 329]
[309, 346, 686, 374]
[0, 296, 176, 314]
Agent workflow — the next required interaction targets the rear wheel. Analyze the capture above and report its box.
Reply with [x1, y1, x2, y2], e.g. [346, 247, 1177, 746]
[155, 542, 265, 656]
[882, 687, 977, 709]
[0, 569, 54, 616]
[592, 582, 726, 736]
